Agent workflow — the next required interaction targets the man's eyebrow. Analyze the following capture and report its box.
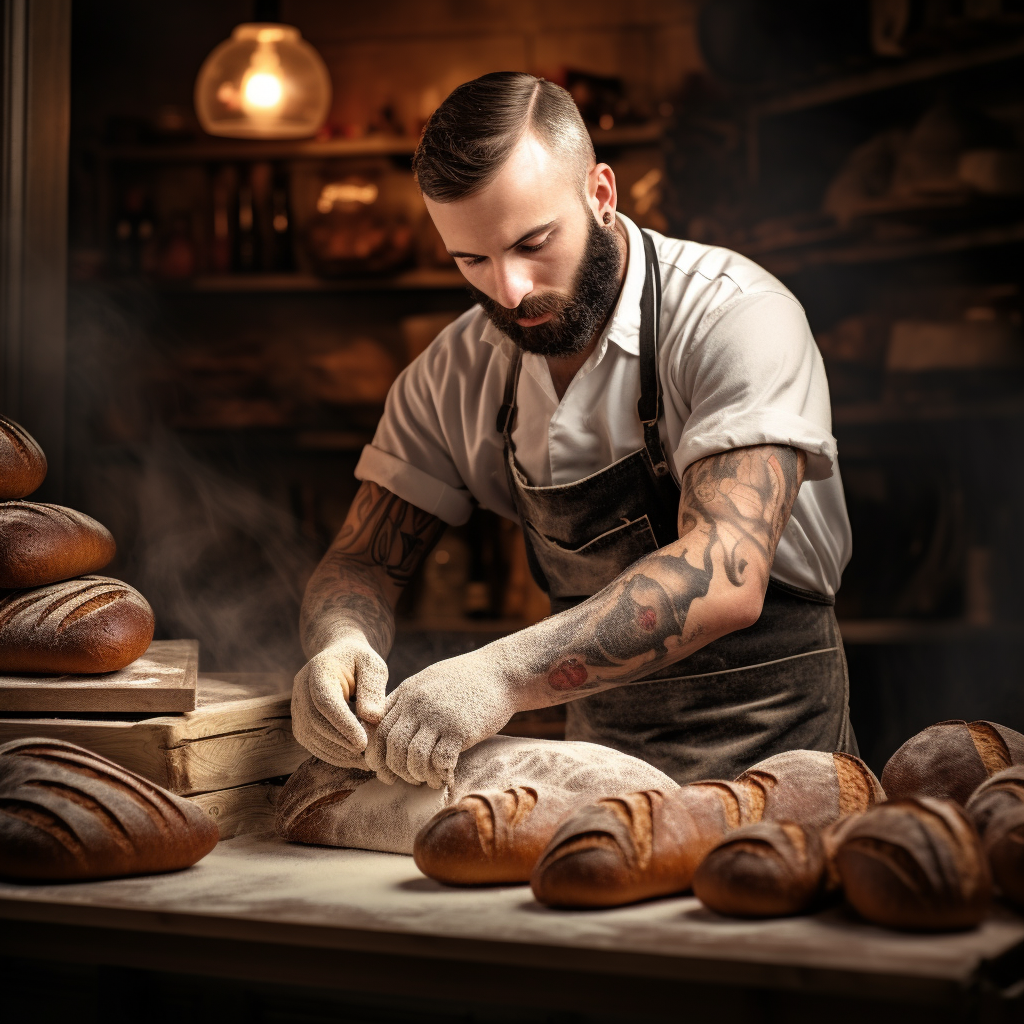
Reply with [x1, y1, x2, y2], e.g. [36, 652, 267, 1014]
[446, 220, 557, 259]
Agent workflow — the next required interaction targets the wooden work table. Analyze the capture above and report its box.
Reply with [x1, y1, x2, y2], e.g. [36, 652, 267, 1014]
[1, 833, 1023, 1023]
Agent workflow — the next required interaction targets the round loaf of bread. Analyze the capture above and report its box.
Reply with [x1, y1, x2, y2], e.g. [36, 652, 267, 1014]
[0, 575, 155, 674]
[983, 805, 1024, 910]
[0, 502, 116, 588]
[834, 797, 991, 931]
[881, 720, 1024, 805]
[415, 786, 581, 885]
[735, 750, 886, 831]
[965, 766, 1024, 839]
[0, 736, 219, 880]
[0, 414, 46, 500]
[530, 787, 728, 908]
[692, 821, 826, 918]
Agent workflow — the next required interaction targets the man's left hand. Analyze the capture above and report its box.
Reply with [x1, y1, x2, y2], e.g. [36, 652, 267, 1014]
[363, 648, 519, 789]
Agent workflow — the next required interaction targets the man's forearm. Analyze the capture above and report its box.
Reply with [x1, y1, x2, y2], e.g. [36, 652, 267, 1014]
[494, 445, 804, 704]
[300, 482, 446, 659]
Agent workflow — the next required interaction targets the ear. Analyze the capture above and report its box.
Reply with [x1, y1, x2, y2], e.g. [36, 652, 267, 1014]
[587, 162, 618, 225]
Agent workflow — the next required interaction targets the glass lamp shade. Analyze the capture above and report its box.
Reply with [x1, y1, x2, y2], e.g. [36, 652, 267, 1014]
[194, 23, 331, 139]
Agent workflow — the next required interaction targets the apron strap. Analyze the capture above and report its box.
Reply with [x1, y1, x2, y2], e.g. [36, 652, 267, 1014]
[496, 347, 523, 437]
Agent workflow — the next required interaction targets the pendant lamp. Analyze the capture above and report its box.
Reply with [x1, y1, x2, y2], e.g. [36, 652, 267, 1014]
[194, 4, 331, 140]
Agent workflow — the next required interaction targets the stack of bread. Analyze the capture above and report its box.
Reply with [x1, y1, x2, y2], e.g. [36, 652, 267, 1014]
[0, 415, 218, 881]
[0, 414, 155, 674]
[403, 719, 1024, 932]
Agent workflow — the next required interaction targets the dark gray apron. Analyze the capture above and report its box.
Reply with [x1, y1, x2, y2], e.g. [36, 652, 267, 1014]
[496, 231, 857, 784]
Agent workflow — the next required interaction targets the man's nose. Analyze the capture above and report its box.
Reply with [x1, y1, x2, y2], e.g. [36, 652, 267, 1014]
[492, 261, 533, 310]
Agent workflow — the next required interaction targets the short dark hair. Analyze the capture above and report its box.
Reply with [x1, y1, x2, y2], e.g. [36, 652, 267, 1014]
[413, 72, 595, 203]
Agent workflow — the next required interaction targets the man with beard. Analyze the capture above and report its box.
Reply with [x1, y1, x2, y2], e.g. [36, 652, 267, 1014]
[292, 72, 854, 788]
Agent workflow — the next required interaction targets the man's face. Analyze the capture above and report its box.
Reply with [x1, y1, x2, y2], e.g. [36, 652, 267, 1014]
[424, 134, 623, 358]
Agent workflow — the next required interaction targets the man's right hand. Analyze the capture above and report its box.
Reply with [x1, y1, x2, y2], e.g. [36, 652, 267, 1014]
[290, 637, 390, 767]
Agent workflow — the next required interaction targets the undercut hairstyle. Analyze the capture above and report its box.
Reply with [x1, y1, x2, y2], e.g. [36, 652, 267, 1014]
[413, 72, 595, 203]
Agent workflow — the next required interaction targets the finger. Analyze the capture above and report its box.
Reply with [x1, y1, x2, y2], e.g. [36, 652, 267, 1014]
[354, 650, 389, 725]
[405, 728, 439, 785]
[429, 735, 462, 791]
[292, 678, 365, 765]
[308, 670, 368, 751]
[374, 692, 402, 749]
[385, 717, 422, 785]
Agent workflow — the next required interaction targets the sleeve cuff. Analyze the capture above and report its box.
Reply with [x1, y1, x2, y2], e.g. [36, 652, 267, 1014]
[354, 446, 475, 525]
[673, 411, 837, 482]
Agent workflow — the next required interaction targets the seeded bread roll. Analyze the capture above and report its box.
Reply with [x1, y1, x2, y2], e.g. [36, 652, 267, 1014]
[415, 786, 582, 885]
[0, 502, 116, 588]
[834, 797, 991, 931]
[530, 787, 730, 908]
[735, 750, 886, 831]
[982, 806, 1024, 910]
[965, 766, 1024, 838]
[881, 720, 1024, 805]
[692, 821, 826, 918]
[0, 415, 46, 500]
[0, 575, 155, 674]
[0, 737, 219, 880]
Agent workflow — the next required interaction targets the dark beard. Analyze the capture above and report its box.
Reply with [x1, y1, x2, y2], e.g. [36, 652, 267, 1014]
[467, 216, 624, 358]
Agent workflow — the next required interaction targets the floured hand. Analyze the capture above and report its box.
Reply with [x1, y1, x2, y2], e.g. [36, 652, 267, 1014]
[364, 648, 519, 789]
[290, 637, 389, 767]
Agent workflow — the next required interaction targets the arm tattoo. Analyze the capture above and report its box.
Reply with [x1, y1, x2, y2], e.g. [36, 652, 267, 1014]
[532, 445, 802, 696]
[300, 482, 445, 657]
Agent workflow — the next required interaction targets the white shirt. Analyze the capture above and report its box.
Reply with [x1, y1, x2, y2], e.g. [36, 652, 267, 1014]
[356, 214, 852, 597]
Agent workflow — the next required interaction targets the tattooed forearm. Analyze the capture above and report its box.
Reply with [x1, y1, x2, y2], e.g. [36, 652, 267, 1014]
[300, 482, 446, 657]
[513, 445, 804, 702]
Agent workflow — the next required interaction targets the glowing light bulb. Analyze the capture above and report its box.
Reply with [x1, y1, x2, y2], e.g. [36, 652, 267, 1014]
[243, 71, 283, 110]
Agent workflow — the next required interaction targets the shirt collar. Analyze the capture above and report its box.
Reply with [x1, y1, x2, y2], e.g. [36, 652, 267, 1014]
[478, 211, 647, 359]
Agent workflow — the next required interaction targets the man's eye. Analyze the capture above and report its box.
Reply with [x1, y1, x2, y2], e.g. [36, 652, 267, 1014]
[518, 241, 547, 254]
[460, 256, 486, 267]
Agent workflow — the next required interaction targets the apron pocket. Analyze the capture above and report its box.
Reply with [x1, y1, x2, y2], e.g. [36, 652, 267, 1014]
[525, 515, 660, 601]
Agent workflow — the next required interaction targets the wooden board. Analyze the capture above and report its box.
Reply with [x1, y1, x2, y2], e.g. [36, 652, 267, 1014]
[0, 671, 306, 794]
[0, 835, 1021, 1014]
[0, 639, 198, 713]
[188, 780, 283, 840]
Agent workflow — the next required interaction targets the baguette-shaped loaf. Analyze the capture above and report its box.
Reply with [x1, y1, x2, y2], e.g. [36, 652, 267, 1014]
[735, 750, 885, 831]
[881, 720, 1024, 805]
[414, 786, 582, 884]
[983, 806, 1024, 910]
[0, 575, 155, 674]
[0, 502, 116, 588]
[965, 766, 1024, 838]
[0, 737, 219, 880]
[530, 787, 729, 908]
[0, 415, 46, 500]
[692, 821, 826, 918]
[834, 797, 991, 931]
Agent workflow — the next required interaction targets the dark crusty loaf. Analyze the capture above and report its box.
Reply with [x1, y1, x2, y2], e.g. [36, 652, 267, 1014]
[982, 806, 1024, 910]
[0, 736, 218, 880]
[0, 575, 155, 674]
[881, 720, 1024, 805]
[965, 765, 1024, 838]
[530, 787, 730, 908]
[735, 750, 886, 831]
[834, 797, 991, 931]
[0, 502, 116, 588]
[415, 786, 582, 885]
[692, 821, 826, 918]
[0, 415, 46, 500]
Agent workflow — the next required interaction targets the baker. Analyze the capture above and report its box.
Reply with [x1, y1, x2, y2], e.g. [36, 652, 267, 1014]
[292, 72, 855, 790]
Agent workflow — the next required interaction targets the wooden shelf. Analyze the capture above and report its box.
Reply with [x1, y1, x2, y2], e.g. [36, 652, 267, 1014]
[99, 122, 665, 164]
[752, 35, 1024, 118]
[154, 268, 467, 292]
[838, 619, 1024, 644]
[833, 398, 1024, 426]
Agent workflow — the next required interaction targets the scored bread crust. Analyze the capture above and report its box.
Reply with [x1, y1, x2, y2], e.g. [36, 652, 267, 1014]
[414, 786, 582, 885]
[734, 750, 886, 831]
[881, 720, 1024, 805]
[530, 786, 731, 908]
[0, 736, 219, 880]
[965, 765, 1024, 839]
[0, 415, 47, 501]
[834, 796, 992, 931]
[0, 502, 116, 588]
[0, 575, 155, 674]
[983, 805, 1024, 910]
[692, 820, 826, 918]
